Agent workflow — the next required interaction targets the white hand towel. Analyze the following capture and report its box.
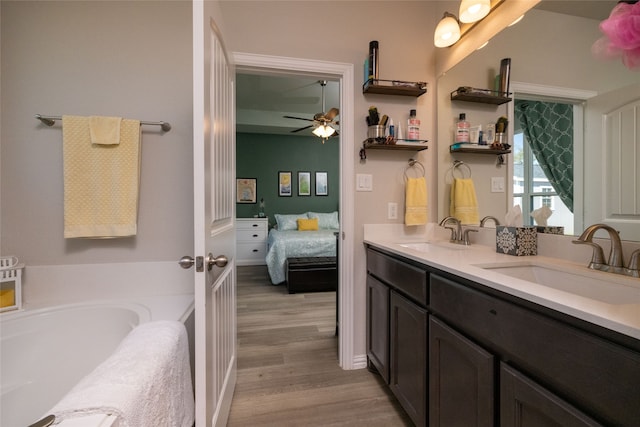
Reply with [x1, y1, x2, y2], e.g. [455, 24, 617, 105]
[48, 321, 194, 427]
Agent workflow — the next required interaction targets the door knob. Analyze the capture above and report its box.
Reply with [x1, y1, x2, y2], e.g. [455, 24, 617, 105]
[179, 253, 228, 272]
[207, 253, 228, 269]
[178, 255, 195, 269]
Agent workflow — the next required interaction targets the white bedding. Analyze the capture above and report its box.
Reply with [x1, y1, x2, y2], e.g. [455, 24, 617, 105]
[265, 228, 338, 284]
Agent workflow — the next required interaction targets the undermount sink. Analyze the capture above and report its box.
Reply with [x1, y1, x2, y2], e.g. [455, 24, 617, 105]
[474, 261, 640, 305]
[399, 241, 470, 252]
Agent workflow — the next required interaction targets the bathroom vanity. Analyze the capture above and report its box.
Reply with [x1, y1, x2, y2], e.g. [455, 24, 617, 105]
[365, 239, 640, 427]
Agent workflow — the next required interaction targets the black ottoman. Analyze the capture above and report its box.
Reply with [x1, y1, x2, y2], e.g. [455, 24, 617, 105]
[285, 256, 337, 294]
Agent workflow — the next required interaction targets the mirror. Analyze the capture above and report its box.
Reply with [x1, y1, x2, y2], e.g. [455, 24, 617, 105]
[437, 1, 640, 241]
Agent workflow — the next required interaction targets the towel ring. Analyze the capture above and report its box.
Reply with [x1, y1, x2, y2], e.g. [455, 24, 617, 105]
[451, 160, 471, 179]
[404, 158, 425, 180]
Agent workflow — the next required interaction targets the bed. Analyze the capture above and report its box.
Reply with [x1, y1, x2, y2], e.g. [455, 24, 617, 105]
[265, 212, 339, 285]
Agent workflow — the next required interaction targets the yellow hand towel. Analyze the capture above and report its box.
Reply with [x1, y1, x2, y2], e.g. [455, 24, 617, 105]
[90, 116, 122, 145]
[450, 178, 479, 224]
[405, 177, 428, 226]
[63, 115, 141, 238]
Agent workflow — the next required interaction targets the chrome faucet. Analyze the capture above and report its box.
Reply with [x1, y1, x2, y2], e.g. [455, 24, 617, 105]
[480, 216, 501, 227]
[572, 223, 627, 275]
[625, 249, 640, 278]
[439, 216, 476, 245]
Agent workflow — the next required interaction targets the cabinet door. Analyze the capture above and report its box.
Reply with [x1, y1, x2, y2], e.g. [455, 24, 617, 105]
[366, 275, 390, 382]
[500, 363, 603, 427]
[429, 316, 495, 427]
[390, 291, 427, 427]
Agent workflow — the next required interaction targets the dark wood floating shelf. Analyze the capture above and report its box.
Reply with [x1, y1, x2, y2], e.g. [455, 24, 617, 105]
[363, 139, 428, 151]
[363, 79, 427, 97]
[450, 87, 512, 105]
[450, 147, 511, 155]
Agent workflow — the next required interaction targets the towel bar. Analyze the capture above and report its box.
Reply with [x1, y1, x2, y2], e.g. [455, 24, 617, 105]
[35, 114, 171, 132]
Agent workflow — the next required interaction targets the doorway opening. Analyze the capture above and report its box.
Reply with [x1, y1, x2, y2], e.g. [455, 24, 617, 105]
[233, 53, 356, 370]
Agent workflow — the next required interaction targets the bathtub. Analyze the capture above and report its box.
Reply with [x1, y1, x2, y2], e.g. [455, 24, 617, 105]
[0, 295, 194, 427]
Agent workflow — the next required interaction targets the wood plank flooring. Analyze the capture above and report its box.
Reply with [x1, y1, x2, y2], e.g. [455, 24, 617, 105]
[227, 266, 412, 426]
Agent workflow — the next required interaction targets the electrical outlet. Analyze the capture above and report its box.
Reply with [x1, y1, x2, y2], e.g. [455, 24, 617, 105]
[491, 177, 505, 193]
[388, 202, 398, 219]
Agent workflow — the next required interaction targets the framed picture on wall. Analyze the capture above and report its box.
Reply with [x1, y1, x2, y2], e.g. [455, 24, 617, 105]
[278, 171, 292, 197]
[315, 171, 328, 196]
[298, 171, 311, 196]
[236, 178, 257, 203]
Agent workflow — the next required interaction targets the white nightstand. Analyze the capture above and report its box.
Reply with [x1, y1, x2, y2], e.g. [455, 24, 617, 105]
[236, 218, 268, 266]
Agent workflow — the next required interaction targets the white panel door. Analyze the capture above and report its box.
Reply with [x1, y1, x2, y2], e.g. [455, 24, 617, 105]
[584, 83, 640, 241]
[192, 3, 236, 426]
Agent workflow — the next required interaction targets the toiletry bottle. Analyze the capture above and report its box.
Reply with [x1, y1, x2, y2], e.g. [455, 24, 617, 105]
[368, 41, 379, 82]
[455, 113, 470, 143]
[407, 109, 420, 141]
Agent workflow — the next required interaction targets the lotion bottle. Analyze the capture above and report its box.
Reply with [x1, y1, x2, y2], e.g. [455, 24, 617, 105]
[455, 113, 470, 143]
[407, 109, 420, 141]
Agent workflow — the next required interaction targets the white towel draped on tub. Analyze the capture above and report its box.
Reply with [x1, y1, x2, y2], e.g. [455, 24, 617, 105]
[48, 321, 194, 427]
[62, 115, 141, 238]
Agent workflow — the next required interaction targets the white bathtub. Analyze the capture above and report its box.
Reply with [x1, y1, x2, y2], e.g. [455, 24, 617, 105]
[0, 295, 194, 427]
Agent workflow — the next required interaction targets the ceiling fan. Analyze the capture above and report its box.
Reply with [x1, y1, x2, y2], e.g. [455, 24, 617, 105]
[283, 80, 339, 140]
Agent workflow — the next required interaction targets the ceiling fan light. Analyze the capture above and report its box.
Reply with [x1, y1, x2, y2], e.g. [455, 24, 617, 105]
[459, 0, 490, 23]
[434, 13, 461, 48]
[312, 124, 336, 139]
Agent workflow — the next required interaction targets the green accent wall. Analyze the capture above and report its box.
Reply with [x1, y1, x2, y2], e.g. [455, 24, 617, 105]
[236, 133, 339, 226]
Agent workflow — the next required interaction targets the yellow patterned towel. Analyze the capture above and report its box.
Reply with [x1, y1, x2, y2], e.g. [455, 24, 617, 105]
[90, 116, 122, 145]
[450, 178, 479, 224]
[63, 115, 141, 238]
[405, 177, 428, 226]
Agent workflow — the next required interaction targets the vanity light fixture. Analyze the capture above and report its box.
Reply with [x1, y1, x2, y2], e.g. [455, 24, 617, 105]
[459, 0, 491, 23]
[434, 12, 461, 48]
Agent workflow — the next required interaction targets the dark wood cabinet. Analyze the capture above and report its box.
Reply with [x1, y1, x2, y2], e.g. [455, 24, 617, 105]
[390, 291, 427, 427]
[428, 316, 494, 427]
[366, 275, 390, 382]
[365, 245, 640, 427]
[500, 363, 603, 427]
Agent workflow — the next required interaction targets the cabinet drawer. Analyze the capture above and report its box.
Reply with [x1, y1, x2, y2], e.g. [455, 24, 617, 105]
[237, 242, 266, 259]
[430, 273, 640, 427]
[236, 219, 267, 230]
[366, 248, 428, 306]
[236, 228, 267, 241]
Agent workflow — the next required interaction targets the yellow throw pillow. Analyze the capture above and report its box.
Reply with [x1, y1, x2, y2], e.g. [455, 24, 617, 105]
[297, 218, 319, 231]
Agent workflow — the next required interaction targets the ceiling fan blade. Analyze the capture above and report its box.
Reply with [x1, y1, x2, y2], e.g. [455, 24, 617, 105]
[291, 125, 314, 133]
[283, 115, 315, 122]
[324, 108, 339, 121]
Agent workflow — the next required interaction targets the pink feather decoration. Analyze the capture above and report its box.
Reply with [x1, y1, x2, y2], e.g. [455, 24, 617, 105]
[592, 1, 640, 70]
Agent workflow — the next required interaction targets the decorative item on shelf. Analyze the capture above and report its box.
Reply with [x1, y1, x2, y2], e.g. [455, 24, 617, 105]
[1, 256, 24, 312]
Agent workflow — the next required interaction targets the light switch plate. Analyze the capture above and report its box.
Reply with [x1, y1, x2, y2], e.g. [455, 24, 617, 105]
[491, 177, 505, 193]
[356, 174, 373, 191]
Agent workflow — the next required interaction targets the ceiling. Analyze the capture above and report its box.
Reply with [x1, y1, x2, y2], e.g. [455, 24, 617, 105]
[235, 1, 616, 136]
[236, 74, 340, 136]
[534, 0, 617, 20]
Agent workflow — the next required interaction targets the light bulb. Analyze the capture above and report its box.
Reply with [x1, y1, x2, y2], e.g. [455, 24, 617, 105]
[434, 13, 461, 48]
[459, 0, 490, 23]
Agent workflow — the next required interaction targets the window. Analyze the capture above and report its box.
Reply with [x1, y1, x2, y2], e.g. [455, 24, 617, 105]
[512, 130, 573, 233]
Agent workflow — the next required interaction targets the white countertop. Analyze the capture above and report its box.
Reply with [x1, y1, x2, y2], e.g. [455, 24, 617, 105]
[364, 224, 640, 341]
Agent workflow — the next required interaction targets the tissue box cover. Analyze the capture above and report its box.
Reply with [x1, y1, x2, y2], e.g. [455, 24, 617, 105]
[535, 226, 564, 235]
[496, 226, 537, 256]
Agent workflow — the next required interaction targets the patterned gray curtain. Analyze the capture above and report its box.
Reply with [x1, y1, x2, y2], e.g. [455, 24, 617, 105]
[515, 100, 574, 212]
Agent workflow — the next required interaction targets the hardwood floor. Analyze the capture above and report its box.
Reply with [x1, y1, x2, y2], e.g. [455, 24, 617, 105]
[227, 266, 412, 426]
